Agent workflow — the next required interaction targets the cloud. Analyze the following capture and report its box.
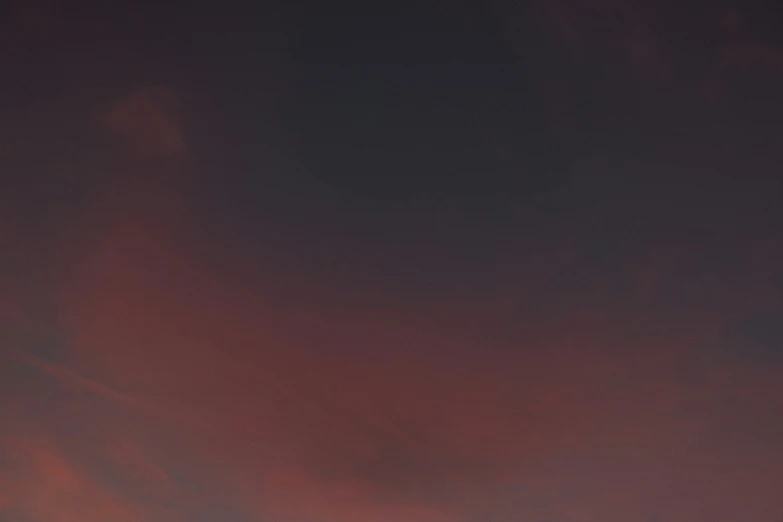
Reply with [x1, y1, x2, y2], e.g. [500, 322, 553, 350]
[53, 175, 783, 521]
[5, 83, 783, 522]
[18, 354, 143, 408]
[6, 142, 781, 521]
[98, 87, 188, 158]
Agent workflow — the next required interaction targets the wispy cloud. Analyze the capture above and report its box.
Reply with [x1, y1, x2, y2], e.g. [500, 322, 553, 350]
[16, 354, 143, 408]
[12, 352, 209, 432]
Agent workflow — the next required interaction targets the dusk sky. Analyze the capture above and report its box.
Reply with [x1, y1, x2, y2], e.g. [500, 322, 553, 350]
[2, 1, 783, 521]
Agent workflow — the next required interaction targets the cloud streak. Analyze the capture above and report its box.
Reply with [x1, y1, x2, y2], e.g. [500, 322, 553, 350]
[17, 354, 143, 408]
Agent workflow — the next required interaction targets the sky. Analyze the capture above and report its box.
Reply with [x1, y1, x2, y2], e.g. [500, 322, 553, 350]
[1, 1, 783, 521]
